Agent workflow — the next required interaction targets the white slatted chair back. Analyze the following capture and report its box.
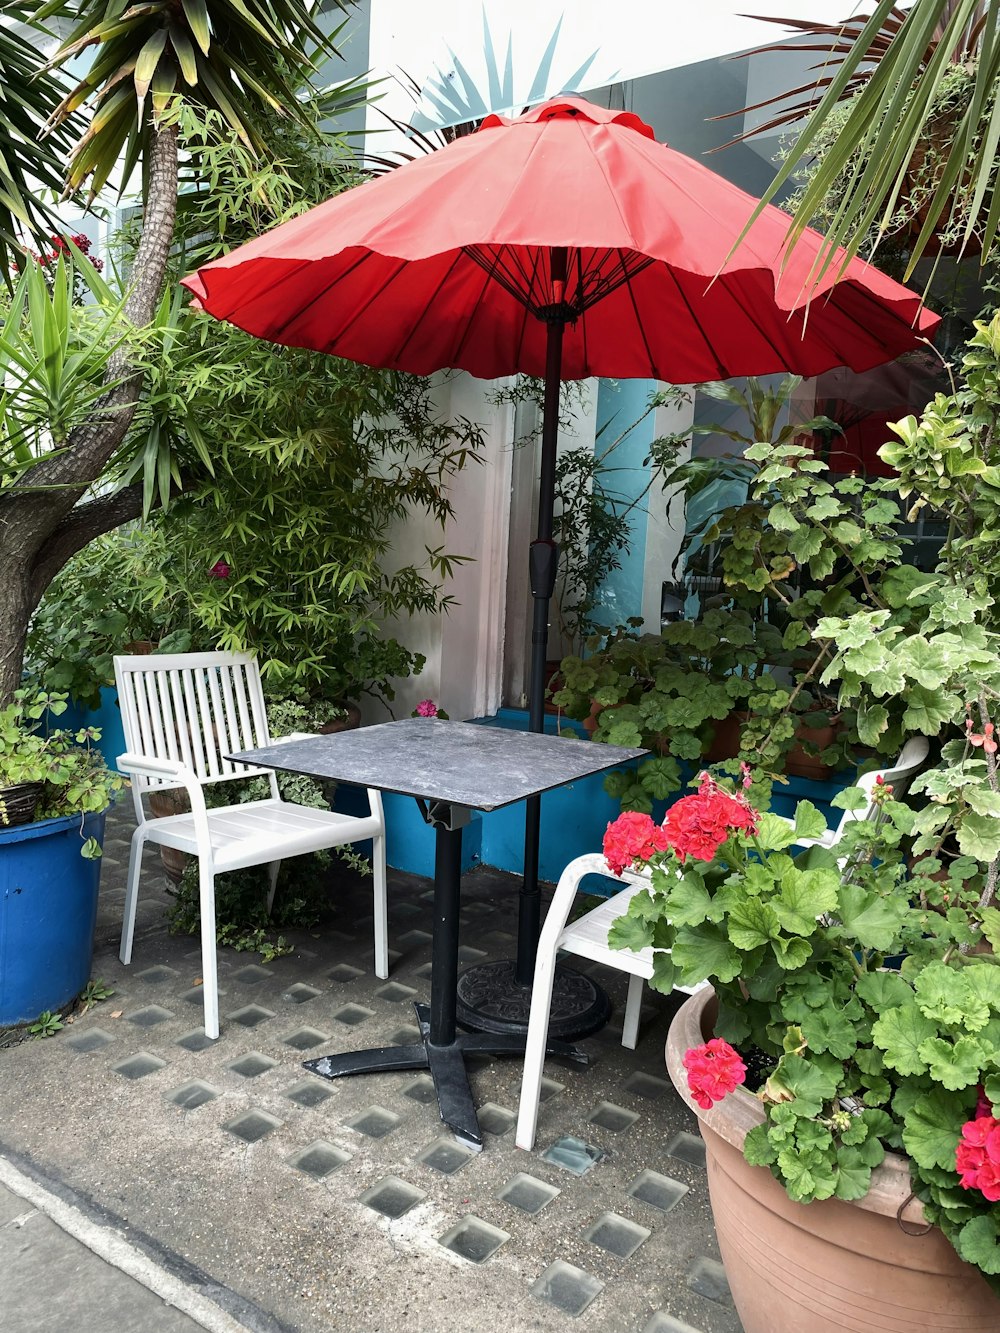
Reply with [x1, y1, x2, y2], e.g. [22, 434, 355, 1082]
[115, 651, 279, 822]
[827, 735, 930, 841]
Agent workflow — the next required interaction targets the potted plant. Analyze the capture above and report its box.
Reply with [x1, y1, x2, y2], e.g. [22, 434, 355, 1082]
[603, 771, 1000, 1331]
[0, 690, 126, 1026]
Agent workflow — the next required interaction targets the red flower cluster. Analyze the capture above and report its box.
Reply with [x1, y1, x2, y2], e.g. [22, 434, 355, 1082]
[661, 772, 759, 862]
[956, 1114, 1000, 1201]
[602, 811, 668, 876]
[683, 1038, 747, 1110]
[29, 233, 104, 273]
[208, 560, 231, 579]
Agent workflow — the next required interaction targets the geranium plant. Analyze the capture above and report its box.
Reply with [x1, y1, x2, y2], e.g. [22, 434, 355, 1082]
[606, 772, 1000, 1289]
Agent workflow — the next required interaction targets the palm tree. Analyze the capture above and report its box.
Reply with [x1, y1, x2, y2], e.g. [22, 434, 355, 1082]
[0, 0, 357, 702]
[736, 1, 998, 279]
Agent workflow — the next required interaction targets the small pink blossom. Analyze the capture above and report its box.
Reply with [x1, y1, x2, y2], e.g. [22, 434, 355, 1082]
[209, 560, 231, 579]
[603, 811, 669, 876]
[683, 1039, 747, 1110]
[415, 699, 439, 717]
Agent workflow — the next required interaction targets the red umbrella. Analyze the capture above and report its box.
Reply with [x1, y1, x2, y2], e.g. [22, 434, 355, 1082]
[183, 95, 939, 1020]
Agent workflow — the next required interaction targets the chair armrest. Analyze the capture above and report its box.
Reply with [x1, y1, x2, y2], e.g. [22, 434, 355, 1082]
[538, 853, 653, 958]
[116, 753, 212, 851]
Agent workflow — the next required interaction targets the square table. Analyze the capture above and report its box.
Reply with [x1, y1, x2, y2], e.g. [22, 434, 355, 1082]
[230, 717, 645, 1148]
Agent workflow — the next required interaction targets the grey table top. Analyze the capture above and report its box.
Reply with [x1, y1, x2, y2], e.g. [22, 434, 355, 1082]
[230, 717, 646, 812]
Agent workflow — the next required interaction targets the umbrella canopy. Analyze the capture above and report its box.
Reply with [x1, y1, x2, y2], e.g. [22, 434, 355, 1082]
[183, 97, 938, 380]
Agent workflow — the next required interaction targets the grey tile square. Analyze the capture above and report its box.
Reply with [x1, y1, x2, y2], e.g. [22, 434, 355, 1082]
[64, 1028, 115, 1052]
[390, 1025, 422, 1046]
[438, 1215, 510, 1264]
[583, 1211, 651, 1259]
[642, 1316, 706, 1333]
[332, 1004, 374, 1027]
[327, 964, 363, 983]
[227, 1052, 277, 1079]
[402, 1075, 436, 1105]
[112, 1052, 166, 1080]
[477, 1103, 515, 1136]
[126, 1006, 174, 1028]
[541, 1136, 606, 1176]
[497, 1173, 560, 1214]
[224, 1109, 282, 1143]
[627, 1169, 690, 1213]
[389, 901, 422, 920]
[686, 1257, 732, 1306]
[282, 1027, 329, 1051]
[374, 982, 418, 1004]
[283, 983, 322, 1005]
[623, 1071, 671, 1100]
[183, 986, 223, 1007]
[231, 964, 273, 985]
[456, 945, 488, 964]
[227, 1005, 275, 1028]
[397, 929, 432, 950]
[416, 1139, 477, 1175]
[411, 962, 434, 980]
[531, 1260, 604, 1317]
[134, 965, 179, 984]
[588, 1102, 639, 1133]
[345, 1106, 401, 1139]
[283, 1079, 334, 1108]
[164, 1080, 221, 1110]
[286, 1141, 351, 1179]
[175, 1029, 216, 1052]
[359, 1177, 426, 1219]
[513, 1075, 564, 1103]
[666, 1131, 707, 1167]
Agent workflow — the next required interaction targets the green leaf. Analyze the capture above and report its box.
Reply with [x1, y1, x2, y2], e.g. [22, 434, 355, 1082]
[671, 924, 743, 985]
[915, 961, 989, 1029]
[663, 873, 717, 927]
[833, 1146, 876, 1201]
[792, 800, 829, 841]
[608, 911, 654, 954]
[800, 1007, 860, 1060]
[773, 867, 840, 935]
[902, 1088, 964, 1171]
[726, 896, 781, 951]
[872, 1004, 937, 1075]
[765, 1053, 840, 1117]
[855, 971, 913, 1010]
[957, 1215, 1000, 1276]
[916, 1036, 985, 1090]
[743, 1123, 777, 1166]
[836, 883, 907, 952]
[958, 812, 1000, 862]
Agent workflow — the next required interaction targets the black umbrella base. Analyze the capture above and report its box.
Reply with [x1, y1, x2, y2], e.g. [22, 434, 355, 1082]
[455, 960, 611, 1039]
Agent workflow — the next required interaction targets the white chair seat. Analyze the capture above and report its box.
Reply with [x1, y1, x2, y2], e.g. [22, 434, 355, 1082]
[553, 881, 655, 980]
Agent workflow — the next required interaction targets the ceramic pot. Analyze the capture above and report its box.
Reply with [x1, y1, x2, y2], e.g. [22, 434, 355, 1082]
[0, 781, 43, 828]
[665, 986, 1000, 1333]
[148, 787, 190, 883]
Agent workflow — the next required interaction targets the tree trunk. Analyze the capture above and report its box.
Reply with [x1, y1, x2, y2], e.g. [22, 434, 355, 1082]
[0, 123, 179, 707]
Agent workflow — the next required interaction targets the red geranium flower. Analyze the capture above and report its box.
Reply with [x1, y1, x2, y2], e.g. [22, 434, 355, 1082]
[683, 1038, 747, 1109]
[602, 811, 669, 876]
[661, 772, 759, 862]
[956, 1114, 1000, 1201]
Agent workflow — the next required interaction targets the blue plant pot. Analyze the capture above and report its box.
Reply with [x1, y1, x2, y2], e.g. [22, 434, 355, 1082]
[0, 807, 108, 1026]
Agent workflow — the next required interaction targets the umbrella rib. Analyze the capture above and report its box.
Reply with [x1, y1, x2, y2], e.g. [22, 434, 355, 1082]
[391, 248, 472, 365]
[617, 252, 657, 378]
[263, 250, 397, 344]
[450, 258, 504, 366]
[662, 266, 733, 379]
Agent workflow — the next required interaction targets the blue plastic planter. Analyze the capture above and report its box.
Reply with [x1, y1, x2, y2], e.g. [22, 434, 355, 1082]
[0, 807, 108, 1025]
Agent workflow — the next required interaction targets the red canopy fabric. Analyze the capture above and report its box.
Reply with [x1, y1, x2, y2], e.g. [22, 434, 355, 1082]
[182, 97, 939, 382]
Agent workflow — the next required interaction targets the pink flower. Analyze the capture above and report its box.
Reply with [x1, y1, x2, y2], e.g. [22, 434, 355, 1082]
[209, 560, 231, 579]
[415, 699, 439, 717]
[661, 773, 759, 863]
[956, 1114, 1000, 1201]
[683, 1039, 747, 1110]
[603, 811, 669, 876]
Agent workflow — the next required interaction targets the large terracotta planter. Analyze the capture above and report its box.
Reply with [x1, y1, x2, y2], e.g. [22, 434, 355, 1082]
[665, 986, 1000, 1332]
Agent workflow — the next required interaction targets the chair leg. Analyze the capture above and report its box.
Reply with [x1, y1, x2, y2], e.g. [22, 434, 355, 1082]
[265, 861, 280, 915]
[622, 974, 645, 1050]
[514, 941, 560, 1152]
[197, 863, 221, 1041]
[120, 826, 147, 966]
[372, 833, 389, 980]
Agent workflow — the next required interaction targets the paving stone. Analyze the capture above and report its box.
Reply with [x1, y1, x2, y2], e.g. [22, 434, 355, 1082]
[496, 1173, 560, 1214]
[686, 1257, 732, 1306]
[588, 1101, 639, 1133]
[332, 1004, 374, 1026]
[327, 964, 363, 983]
[283, 1079, 334, 1108]
[390, 1025, 421, 1045]
[286, 1141, 351, 1179]
[642, 1315, 706, 1333]
[541, 1135, 606, 1176]
[396, 930, 432, 950]
[345, 1106, 401, 1139]
[224, 1109, 282, 1143]
[281, 1027, 329, 1051]
[231, 964, 274, 985]
[389, 901, 422, 920]
[359, 1177, 426, 1219]
[623, 1071, 672, 1100]
[627, 1169, 690, 1214]
[531, 1260, 604, 1317]
[126, 1006, 175, 1028]
[477, 1103, 515, 1136]
[283, 983, 322, 1004]
[227, 1052, 278, 1078]
[112, 1052, 166, 1079]
[175, 1029, 216, 1053]
[666, 1131, 706, 1167]
[402, 1075, 436, 1104]
[227, 1005, 276, 1028]
[63, 1028, 116, 1052]
[456, 945, 488, 964]
[411, 962, 434, 980]
[374, 982, 418, 1004]
[164, 1080, 221, 1110]
[415, 1138, 477, 1175]
[513, 1075, 564, 1103]
[438, 1215, 510, 1263]
[182, 987, 221, 1007]
[134, 965, 179, 984]
[582, 1211, 651, 1259]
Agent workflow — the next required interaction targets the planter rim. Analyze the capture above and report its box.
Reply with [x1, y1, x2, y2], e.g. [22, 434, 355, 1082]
[0, 804, 111, 845]
[665, 984, 926, 1226]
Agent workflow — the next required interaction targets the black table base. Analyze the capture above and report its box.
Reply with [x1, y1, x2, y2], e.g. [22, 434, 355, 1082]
[455, 960, 610, 1038]
[303, 1001, 588, 1149]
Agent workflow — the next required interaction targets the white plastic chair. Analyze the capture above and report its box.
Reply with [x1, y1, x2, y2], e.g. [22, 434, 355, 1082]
[114, 650, 387, 1040]
[515, 852, 703, 1151]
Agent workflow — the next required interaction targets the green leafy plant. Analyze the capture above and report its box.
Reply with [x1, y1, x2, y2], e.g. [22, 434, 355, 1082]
[29, 1010, 65, 1038]
[606, 772, 1000, 1287]
[77, 979, 114, 1012]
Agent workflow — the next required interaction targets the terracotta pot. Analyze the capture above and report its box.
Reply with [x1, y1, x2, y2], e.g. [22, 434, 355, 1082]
[704, 711, 746, 763]
[665, 986, 1000, 1333]
[784, 717, 842, 781]
[147, 787, 191, 883]
[316, 702, 362, 735]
